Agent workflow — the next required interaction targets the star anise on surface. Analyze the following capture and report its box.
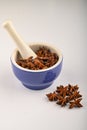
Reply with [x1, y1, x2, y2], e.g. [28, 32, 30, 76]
[46, 92, 58, 101]
[69, 98, 83, 109]
[56, 96, 68, 107]
[68, 84, 78, 91]
[46, 84, 83, 109]
[68, 91, 82, 101]
[56, 86, 68, 98]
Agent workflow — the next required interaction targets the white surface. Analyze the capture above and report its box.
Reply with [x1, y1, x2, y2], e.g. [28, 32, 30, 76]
[0, 0, 87, 130]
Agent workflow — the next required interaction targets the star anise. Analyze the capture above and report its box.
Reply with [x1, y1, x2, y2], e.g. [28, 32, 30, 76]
[56, 96, 68, 107]
[68, 84, 79, 93]
[68, 91, 82, 101]
[46, 92, 58, 101]
[17, 47, 58, 70]
[56, 85, 68, 98]
[56, 85, 64, 93]
[69, 98, 83, 109]
[46, 84, 83, 109]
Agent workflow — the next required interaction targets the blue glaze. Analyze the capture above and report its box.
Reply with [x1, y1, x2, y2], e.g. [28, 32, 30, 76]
[11, 59, 63, 90]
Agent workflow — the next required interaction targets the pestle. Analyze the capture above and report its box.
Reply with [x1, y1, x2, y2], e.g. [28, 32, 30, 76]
[3, 20, 37, 59]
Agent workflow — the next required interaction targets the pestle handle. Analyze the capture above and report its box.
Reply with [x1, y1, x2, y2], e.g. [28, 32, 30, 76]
[3, 20, 37, 59]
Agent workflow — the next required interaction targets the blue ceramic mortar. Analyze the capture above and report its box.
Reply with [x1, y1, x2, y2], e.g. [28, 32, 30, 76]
[11, 42, 63, 90]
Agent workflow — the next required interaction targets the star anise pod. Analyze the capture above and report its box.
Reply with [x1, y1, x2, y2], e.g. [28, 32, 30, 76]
[46, 84, 83, 109]
[46, 92, 58, 101]
[56, 96, 68, 107]
[69, 98, 83, 109]
[69, 91, 82, 101]
[56, 85, 64, 92]
[56, 85, 68, 97]
[68, 84, 79, 93]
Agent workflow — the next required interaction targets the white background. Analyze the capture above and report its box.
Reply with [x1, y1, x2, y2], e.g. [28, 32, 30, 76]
[0, 0, 87, 130]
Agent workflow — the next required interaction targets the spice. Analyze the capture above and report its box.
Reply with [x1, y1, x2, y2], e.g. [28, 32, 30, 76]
[46, 84, 83, 109]
[69, 98, 83, 109]
[46, 92, 58, 101]
[16, 47, 58, 70]
[56, 96, 68, 106]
